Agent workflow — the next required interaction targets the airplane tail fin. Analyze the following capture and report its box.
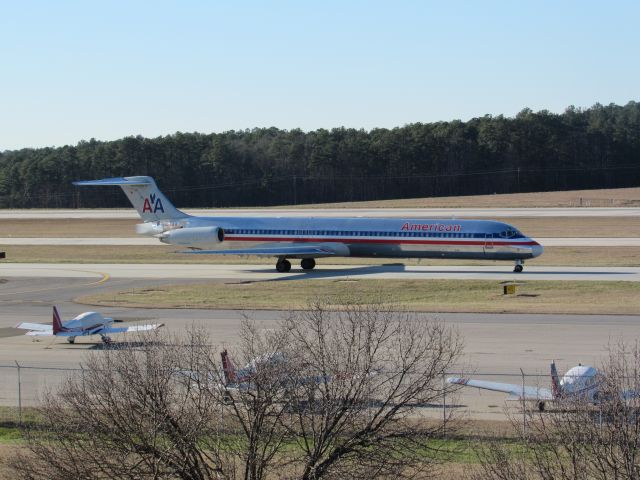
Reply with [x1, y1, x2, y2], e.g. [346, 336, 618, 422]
[52, 306, 64, 335]
[550, 361, 561, 399]
[73, 176, 189, 222]
[221, 349, 237, 384]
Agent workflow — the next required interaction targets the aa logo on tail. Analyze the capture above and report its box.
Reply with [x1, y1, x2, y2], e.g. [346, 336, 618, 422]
[143, 193, 165, 213]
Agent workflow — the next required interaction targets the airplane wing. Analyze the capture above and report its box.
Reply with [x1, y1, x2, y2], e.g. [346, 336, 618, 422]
[447, 377, 553, 400]
[15, 322, 52, 333]
[180, 245, 342, 257]
[99, 323, 164, 335]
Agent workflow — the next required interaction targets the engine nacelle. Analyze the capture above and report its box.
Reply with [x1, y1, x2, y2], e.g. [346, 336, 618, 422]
[158, 226, 224, 247]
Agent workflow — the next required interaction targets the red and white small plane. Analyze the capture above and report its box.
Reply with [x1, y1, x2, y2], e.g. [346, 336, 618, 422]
[15, 306, 163, 344]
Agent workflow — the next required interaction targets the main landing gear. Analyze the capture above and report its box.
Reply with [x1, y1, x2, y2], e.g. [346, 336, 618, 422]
[275, 258, 316, 272]
[276, 259, 291, 273]
[514, 260, 524, 273]
[301, 258, 316, 270]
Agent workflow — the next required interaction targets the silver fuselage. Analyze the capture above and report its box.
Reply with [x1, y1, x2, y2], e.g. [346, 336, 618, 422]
[164, 216, 543, 260]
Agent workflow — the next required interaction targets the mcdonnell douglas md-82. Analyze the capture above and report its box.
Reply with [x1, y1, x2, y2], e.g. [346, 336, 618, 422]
[74, 176, 543, 272]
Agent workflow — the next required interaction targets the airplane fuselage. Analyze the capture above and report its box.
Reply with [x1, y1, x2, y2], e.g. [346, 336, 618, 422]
[169, 216, 543, 261]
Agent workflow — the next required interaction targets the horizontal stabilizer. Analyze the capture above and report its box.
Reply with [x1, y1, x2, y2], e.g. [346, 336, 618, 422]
[72, 177, 153, 186]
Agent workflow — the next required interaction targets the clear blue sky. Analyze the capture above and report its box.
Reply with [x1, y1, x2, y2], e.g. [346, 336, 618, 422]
[1, 1, 638, 150]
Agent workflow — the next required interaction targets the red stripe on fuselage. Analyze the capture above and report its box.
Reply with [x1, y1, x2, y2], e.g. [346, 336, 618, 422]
[224, 236, 538, 247]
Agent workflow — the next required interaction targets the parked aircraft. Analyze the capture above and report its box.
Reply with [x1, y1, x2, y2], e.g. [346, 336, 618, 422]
[15, 306, 163, 344]
[74, 176, 543, 272]
[448, 361, 621, 411]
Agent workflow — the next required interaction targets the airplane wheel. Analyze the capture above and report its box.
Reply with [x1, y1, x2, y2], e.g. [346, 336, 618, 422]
[67, 336, 76, 344]
[276, 259, 291, 273]
[102, 336, 112, 344]
[301, 258, 316, 270]
[538, 401, 546, 412]
[514, 264, 523, 273]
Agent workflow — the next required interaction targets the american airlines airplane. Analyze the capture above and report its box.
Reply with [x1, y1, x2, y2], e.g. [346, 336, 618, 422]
[74, 176, 543, 272]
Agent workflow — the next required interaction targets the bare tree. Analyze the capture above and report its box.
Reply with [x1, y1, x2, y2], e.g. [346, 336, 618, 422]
[10, 301, 463, 480]
[11, 328, 230, 480]
[471, 342, 640, 480]
[217, 320, 299, 480]
[278, 300, 464, 479]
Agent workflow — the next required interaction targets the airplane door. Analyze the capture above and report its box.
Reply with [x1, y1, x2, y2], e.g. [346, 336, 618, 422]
[484, 234, 494, 256]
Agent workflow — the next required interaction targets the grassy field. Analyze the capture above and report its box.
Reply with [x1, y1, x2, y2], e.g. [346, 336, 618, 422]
[77, 279, 640, 314]
[0, 418, 521, 479]
[3, 244, 640, 267]
[2, 215, 639, 238]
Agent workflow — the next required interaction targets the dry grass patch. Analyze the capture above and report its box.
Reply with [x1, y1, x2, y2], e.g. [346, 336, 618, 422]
[288, 187, 640, 208]
[0, 218, 138, 237]
[2, 216, 638, 239]
[77, 279, 640, 315]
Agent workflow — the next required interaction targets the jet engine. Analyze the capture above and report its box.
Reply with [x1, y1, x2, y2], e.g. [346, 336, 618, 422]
[158, 226, 224, 247]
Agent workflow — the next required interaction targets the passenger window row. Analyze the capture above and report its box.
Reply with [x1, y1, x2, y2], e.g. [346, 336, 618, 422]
[223, 229, 516, 239]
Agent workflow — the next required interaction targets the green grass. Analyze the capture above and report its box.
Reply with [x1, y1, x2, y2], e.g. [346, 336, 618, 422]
[77, 279, 640, 315]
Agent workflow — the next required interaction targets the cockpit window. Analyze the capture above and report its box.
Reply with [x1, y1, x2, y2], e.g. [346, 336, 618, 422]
[499, 228, 521, 238]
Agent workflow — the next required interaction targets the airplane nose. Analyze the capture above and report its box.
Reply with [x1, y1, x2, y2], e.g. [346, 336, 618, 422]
[531, 241, 544, 258]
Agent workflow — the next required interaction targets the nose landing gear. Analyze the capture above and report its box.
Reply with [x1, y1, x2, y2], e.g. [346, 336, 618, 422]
[514, 260, 524, 273]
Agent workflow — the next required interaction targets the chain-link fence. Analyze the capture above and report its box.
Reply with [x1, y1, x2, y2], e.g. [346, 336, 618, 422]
[0, 363, 560, 429]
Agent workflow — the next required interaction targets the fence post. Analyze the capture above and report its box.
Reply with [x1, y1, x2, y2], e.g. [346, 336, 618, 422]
[520, 368, 526, 437]
[15, 361, 22, 426]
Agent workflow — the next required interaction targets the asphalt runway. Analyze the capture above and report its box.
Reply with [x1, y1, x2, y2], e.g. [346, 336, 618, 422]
[3, 262, 640, 282]
[1, 206, 639, 219]
[3, 236, 639, 246]
[1, 273, 640, 419]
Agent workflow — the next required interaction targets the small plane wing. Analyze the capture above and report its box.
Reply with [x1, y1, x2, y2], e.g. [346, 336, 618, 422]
[15, 322, 52, 333]
[447, 377, 553, 400]
[180, 245, 340, 257]
[100, 323, 164, 335]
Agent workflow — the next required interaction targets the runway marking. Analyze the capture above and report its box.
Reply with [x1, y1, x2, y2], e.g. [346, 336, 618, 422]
[0, 269, 110, 296]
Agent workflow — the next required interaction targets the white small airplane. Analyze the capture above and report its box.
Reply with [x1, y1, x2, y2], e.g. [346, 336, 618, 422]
[220, 349, 332, 391]
[448, 361, 601, 411]
[15, 306, 164, 344]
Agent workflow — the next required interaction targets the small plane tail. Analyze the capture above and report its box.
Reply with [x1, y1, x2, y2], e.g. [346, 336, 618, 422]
[73, 176, 189, 222]
[221, 349, 237, 384]
[52, 306, 64, 335]
[550, 361, 561, 399]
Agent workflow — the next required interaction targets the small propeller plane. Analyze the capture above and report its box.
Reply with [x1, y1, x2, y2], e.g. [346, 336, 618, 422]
[15, 306, 164, 344]
[448, 361, 598, 411]
[449, 361, 640, 411]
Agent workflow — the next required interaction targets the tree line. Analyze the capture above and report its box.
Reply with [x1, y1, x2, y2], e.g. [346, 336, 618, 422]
[1, 101, 638, 208]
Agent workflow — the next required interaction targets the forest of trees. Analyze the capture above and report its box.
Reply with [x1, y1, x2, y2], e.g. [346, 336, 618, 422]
[0, 101, 638, 208]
